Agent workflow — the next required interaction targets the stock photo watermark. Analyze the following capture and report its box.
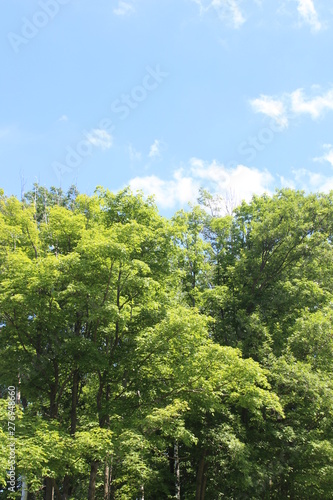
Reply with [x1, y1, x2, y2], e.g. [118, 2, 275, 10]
[237, 118, 287, 163]
[52, 65, 169, 182]
[7, 387, 16, 494]
[222, 115, 290, 171]
[7, 0, 71, 54]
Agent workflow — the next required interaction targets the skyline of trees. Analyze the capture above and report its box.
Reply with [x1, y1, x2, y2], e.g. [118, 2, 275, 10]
[0, 185, 332, 499]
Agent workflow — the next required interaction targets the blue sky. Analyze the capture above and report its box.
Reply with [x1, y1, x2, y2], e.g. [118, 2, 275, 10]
[1, 0, 333, 212]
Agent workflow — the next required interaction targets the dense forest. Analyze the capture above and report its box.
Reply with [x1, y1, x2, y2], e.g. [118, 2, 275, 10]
[0, 185, 333, 499]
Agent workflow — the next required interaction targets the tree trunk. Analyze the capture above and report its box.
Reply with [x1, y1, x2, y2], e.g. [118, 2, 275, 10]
[16, 379, 21, 404]
[201, 472, 207, 500]
[50, 361, 59, 419]
[45, 478, 55, 500]
[103, 456, 111, 500]
[169, 445, 174, 474]
[70, 369, 79, 435]
[21, 477, 28, 500]
[62, 475, 70, 500]
[109, 455, 115, 500]
[195, 451, 207, 500]
[88, 461, 99, 500]
[174, 441, 180, 500]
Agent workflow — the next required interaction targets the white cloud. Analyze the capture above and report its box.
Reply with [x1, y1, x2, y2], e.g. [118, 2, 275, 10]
[292, 168, 323, 187]
[192, 0, 324, 31]
[296, 0, 322, 32]
[213, 0, 245, 28]
[278, 174, 296, 189]
[58, 115, 68, 122]
[189, 158, 274, 200]
[288, 168, 333, 193]
[129, 157, 333, 210]
[191, 0, 245, 28]
[319, 177, 333, 192]
[313, 144, 333, 167]
[113, 1, 135, 16]
[250, 95, 288, 128]
[129, 171, 200, 208]
[148, 139, 161, 159]
[250, 87, 333, 125]
[191, 0, 214, 14]
[86, 129, 113, 150]
[290, 88, 333, 119]
[129, 159, 273, 209]
[129, 144, 142, 162]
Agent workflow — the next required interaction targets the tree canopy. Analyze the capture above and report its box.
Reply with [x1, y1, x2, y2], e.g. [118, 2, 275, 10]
[0, 185, 332, 499]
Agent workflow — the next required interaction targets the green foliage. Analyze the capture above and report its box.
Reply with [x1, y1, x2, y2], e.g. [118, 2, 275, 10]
[0, 185, 332, 499]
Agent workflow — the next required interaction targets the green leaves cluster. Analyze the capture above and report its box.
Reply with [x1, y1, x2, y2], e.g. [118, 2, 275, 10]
[0, 185, 332, 499]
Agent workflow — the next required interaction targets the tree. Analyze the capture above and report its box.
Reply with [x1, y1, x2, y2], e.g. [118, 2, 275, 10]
[1, 185, 332, 499]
